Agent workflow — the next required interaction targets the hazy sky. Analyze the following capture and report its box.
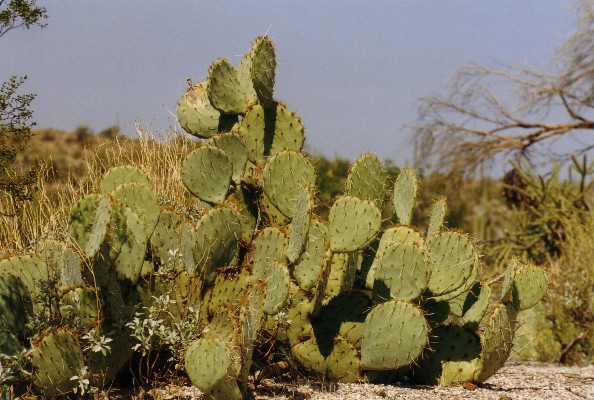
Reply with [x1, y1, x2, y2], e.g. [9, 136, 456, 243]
[3, 1, 574, 167]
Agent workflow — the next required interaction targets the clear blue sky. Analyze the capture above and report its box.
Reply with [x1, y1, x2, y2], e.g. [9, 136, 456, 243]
[2, 1, 574, 166]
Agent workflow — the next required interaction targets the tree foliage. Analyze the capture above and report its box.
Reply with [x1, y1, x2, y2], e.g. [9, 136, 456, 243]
[0, 0, 47, 215]
[0, 0, 47, 37]
[413, 0, 594, 175]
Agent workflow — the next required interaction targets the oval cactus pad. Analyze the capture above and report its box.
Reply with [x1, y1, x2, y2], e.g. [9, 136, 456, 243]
[182, 146, 234, 204]
[329, 196, 381, 253]
[262, 150, 316, 217]
[362, 300, 428, 370]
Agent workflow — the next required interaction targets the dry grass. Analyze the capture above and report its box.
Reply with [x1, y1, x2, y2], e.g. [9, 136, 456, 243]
[0, 125, 198, 252]
[545, 212, 594, 363]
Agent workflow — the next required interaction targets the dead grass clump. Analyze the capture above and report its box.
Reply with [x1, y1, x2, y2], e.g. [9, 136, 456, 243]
[0, 126, 198, 252]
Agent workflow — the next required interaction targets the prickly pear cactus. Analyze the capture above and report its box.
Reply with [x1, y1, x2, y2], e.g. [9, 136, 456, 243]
[0, 35, 550, 398]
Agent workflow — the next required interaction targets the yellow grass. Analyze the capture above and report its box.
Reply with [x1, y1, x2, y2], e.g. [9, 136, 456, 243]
[0, 126, 198, 252]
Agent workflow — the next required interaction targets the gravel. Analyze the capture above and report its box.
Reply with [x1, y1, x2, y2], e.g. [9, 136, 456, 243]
[143, 362, 594, 400]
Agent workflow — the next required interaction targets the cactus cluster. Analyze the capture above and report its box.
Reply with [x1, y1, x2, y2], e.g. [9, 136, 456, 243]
[0, 36, 549, 398]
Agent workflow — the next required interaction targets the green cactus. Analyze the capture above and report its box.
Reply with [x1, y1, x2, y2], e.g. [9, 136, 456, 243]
[185, 337, 234, 393]
[427, 196, 448, 238]
[0, 255, 50, 314]
[30, 329, 85, 396]
[372, 242, 428, 303]
[325, 252, 360, 300]
[413, 324, 481, 385]
[292, 218, 328, 292]
[392, 168, 419, 225]
[363, 226, 424, 289]
[250, 226, 288, 274]
[361, 300, 428, 370]
[475, 302, 518, 382]
[149, 208, 182, 271]
[262, 150, 316, 217]
[345, 153, 387, 205]
[510, 262, 548, 311]
[426, 231, 478, 299]
[177, 81, 238, 138]
[60, 286, 101, 329]
[0, 273, 32, 336]
[182, 146, 234, 205]
[460, 282, 493, 330]
[208, 266, 251, 316]
[111, 181, 160, 235]
[328, 196, 381, 252]
[207, 58, 253, 115]
[99, 165, 153, 195]
[239, 104, 268, 162]
[228, 187, 259, 243]
[292, 335, 362, 383]
[192, 206, 242, 283]
[57, 246, 84, 290]
[0, 35, 553, 395]
[211, 132, 248, 184]
[286, 186, 314, 263]
[256, 260, 291, 315]
[247, 35, 276, 109]
[84, 196, 113, 259]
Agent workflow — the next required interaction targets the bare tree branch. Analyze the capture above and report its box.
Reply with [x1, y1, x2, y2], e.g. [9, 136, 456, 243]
[413, 0, 594, 176]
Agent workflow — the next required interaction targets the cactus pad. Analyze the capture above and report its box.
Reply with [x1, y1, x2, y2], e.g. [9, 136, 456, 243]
[345, 153, 387, 205]
[325, 252, 360, 300]
[150, 208, 182, 271]
[361, 300, 428, 370]
[207, 58, 252, 114]
[293, 218, 328, 292]
[185, 337, 233, 393]
[476, 302, 518, 382]
[248, 35, 276, 109]
[414, 324, 481, 385]
[211, 132, 248, 183]
[392, 168, 419, 225]
[192, 206, 242, 282]
[239, 104, 268, 162]
[511, 262, 548, 311]
[287, 186, 314, 263]
[372, 243, 428, 302]
[178, 81, 238, 138]
[262, 150, 316, 217]
[30, 329, 85, 396]
[112, 207, 148, 284]
[111, 181, 160, 235]
[427, 197, 448, 238]
[292, 335, 362, 383]
[208, 266, 251, 316]
[364, 226, 424, 289]
[0, 255, 49, 311]
[255, 260, 291, 315]
[0, 273, 32, 335]
[328, 196, 381, 253]
[426, 231, 478, 298]
[461, 282, 493, 330]
[99, 165, 153, 195]
[182, 146, 234, 205]
[84, 196, 112, 259]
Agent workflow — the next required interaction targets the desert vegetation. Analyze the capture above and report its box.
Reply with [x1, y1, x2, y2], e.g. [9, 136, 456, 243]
[0, 1, 593, 399]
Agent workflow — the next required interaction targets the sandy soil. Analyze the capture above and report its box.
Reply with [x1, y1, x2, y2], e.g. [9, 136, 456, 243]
[141, 362, 594, 400]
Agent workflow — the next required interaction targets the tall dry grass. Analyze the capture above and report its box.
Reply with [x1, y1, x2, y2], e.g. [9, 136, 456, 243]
[545, 211, 594, 363]
[0, 125, 198, 253]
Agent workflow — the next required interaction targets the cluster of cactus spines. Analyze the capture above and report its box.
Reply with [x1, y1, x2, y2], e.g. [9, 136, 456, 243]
[0, 35, 549, 398]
